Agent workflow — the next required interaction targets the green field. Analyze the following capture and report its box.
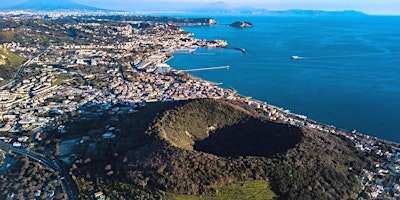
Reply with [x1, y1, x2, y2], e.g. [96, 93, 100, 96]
[168, 181, 276, 200]
[54, 73, 74, 85]
[0, 45, 25, 81]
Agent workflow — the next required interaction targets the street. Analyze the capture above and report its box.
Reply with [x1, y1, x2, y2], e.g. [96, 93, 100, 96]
[0, 141, 78, 200]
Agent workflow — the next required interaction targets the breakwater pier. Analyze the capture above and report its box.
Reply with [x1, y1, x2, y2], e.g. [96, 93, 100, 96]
[183, 66, 230, 72]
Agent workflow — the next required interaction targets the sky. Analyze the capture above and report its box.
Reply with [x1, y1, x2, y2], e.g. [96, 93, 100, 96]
[1, 0, 400, 15]
[81, 0, 400, 15]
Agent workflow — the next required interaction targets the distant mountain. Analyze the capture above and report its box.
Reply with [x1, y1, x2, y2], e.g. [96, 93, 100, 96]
[5, 0, 106, 11]
[192, 7, 367, 16]
[185, 1, 233, 15]
[270, 9, 367, 16]
[185, 2, 367, 16]
[1, 0, 367, 16]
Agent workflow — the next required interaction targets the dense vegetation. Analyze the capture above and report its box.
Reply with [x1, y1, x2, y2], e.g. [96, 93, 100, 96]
[194, 118, 303, 158]
[0, 20, 76, 46]
[0, 155, 64, 199]
[56, 101, 180, 199]
[156, 99, 302, 157]
[156, 99, 253, 150]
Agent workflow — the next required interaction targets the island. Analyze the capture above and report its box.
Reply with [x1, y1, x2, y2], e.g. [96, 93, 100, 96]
[229, 21, 253, 28]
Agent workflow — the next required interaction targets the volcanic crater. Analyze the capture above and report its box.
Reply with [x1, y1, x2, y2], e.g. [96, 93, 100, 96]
[158, 99, 303, 158]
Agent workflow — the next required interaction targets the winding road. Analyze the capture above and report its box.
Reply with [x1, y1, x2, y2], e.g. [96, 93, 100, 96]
[0, 141, 78, 200]
[0, 45, 52, 89]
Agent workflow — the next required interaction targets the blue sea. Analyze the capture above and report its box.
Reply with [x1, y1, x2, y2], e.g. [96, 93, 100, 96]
[167, 15, 400, 143]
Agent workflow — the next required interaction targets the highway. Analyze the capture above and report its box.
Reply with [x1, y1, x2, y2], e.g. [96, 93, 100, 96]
[0, 45, 52, 89]
[0, 141, 78, 200]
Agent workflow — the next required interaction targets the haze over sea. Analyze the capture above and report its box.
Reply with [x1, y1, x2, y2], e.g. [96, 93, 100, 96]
[168, 15, 400, 143]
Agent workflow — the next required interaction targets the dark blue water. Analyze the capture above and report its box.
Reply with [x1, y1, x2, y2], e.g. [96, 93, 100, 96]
[167, 16, 400, 143]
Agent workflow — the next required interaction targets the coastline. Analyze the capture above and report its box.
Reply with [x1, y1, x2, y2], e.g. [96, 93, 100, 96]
[165, 32, 400, 148]
[175, 20, 400, 144]
[165, 46, 400, 198]
[183, 71, 222, 86]
[166, 50, 400, 147]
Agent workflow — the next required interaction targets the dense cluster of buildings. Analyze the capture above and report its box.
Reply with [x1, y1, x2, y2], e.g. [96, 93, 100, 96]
[0, 18, 230, 147]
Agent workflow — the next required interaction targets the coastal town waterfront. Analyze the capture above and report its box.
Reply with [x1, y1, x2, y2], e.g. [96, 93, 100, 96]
[0, 13, 399, 199]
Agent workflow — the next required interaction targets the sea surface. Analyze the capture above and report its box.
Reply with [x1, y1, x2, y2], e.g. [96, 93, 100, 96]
[167, 15, 400, 143]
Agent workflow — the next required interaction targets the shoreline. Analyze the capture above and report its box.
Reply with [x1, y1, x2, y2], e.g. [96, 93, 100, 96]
[165, 43, 400, 148]
[167, 58, 400, 146]
[169, 26, 400, 146]
[183, 71, 221, 86]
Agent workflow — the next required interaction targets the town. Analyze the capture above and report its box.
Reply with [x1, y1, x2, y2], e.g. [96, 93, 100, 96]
[0, 13, 399, 200]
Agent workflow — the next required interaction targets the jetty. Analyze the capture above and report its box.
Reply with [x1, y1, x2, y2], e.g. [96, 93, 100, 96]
[183, 66, 230, 72]
[193, 52, 215, 55]
[173, 48, 196, 54]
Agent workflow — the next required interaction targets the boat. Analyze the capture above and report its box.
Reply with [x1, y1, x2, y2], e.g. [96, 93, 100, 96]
[291, 56, 300, 60]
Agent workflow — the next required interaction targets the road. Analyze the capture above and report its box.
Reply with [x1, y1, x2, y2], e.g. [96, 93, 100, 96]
[14, 44, 53, 80]
[0, 141, 78, 200]
[0, 45, 52, 89]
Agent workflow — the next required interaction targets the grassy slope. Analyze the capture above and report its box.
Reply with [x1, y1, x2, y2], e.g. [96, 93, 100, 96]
[168, 180, 276, 200]
[158, 99, 253, 150]
[0, 45, 25, 81]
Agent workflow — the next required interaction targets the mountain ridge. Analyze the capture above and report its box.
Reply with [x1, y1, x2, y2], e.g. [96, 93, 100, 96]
[0, 0, 367, 16]
[188, 5, 367, 16]
[4, 0, 107, 11]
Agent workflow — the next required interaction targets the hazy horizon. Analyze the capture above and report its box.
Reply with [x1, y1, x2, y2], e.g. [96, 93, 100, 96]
[0, 0, 399, 15]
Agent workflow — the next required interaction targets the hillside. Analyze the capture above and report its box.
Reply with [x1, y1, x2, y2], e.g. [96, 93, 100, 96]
[0, 45, 24, 82]
[58, 99, 372, 199]
[125, 99, 370, 199]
